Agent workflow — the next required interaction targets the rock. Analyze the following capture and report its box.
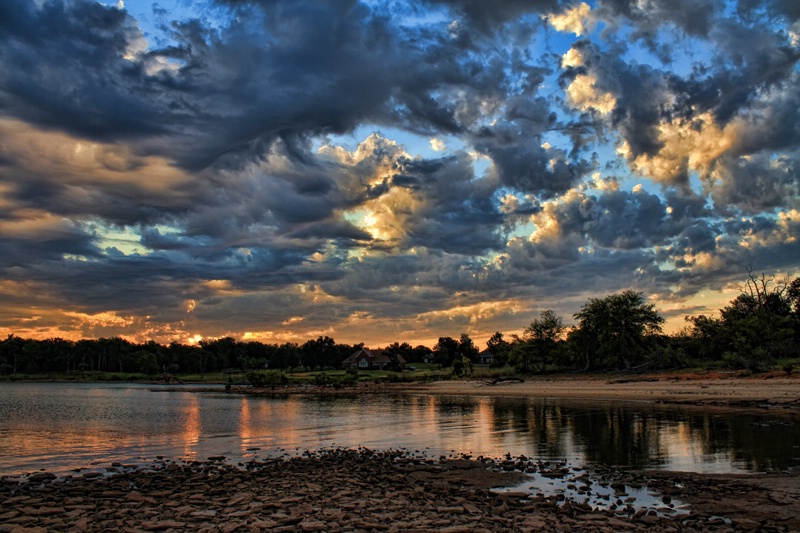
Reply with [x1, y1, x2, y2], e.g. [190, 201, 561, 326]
[436, 506, 465, 514]
[731, 518, 761, 530]
[519, 516, 548, 528]
[298, 520, 327, 531]
[141, 519, 187, 530]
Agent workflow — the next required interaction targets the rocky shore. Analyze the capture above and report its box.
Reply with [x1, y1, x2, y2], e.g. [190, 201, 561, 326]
[2, 449, 799, 532]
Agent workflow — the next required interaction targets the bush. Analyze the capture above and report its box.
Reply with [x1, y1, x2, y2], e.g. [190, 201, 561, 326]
[451, 355, 474, 377]
[386, 373, 414, 383]
[648, 345, 689, 370]
[314, 372, 332, 386]
[722, 352, 748, 370]
[247, 370, 288, 388]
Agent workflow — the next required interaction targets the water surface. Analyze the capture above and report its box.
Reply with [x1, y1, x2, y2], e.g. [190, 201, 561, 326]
[0, 382, 797, 476]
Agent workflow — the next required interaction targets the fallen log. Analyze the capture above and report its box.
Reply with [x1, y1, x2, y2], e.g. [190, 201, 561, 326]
[479, 376, 525, 385]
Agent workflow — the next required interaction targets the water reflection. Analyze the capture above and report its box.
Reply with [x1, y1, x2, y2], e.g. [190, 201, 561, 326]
[481, 397, 799, 472]
[0, 384, 797, 476]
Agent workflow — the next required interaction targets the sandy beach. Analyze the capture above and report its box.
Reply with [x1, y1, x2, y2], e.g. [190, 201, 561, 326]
[400, 371, 800, 410]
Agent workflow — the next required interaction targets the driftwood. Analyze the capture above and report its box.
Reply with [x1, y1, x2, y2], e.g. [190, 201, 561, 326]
[478, 376, 525, 385]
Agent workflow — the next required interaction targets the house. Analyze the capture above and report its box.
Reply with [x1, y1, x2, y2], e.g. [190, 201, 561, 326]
[477, 349, 494, 365]
[341, 348, 406, 370]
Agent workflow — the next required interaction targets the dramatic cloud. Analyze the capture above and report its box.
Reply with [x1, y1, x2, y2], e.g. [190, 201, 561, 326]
[0, 0, 798, 347]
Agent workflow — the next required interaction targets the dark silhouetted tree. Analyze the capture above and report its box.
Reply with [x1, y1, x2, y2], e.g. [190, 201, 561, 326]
[573, 290, 664, 370]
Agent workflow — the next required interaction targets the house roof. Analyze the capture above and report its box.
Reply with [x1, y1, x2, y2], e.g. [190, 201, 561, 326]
[342, 348, 406, 365]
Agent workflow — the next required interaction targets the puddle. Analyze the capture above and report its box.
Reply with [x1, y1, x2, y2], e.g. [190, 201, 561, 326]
[494, 467, 691, 518]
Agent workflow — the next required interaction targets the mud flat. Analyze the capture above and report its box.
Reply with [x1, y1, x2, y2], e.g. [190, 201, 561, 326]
[2, 449, 799, 532]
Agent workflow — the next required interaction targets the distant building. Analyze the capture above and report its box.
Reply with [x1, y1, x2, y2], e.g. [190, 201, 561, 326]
[477, 349, 494, 365]
[341, 348, 406, 370]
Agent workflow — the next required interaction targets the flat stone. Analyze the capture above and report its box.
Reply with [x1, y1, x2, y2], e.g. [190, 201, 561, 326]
[22, 506, 64, 516]
[189, 510, 217, 518]
[141, 519, 187, 530]
[436, 506, 464, 514]
[732, 518, 761, 530]
[298, 520, 328, 531]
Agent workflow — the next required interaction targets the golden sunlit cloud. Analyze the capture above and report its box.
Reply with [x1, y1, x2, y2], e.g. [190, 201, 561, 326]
[415, 299, 526, 325]
[561, 47, 584, 69]
[565, 74, 616, 114]
[587, 173, 619, 192]
[203, 279, 234, 291]
[64, 310, 135, 328]
[548, 2, 593, 36]
[429, 137, 446, 152]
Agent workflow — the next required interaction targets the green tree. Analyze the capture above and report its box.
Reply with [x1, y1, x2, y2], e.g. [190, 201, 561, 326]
[486, 332, 512, 368]
[573, 290, 664, 370]
[684, 314, 728, 361]
[131, 350, 159, 375]
[520, 310, 565, 373]
[300, 336, 337, 370]
[274, 342, 300, 371]
[457, 333, 479, 363]
[200, 337, 241, 370]
[384, 342, 412, 370]
[717, 271, 798, 370]
[433, 337, 459, 367]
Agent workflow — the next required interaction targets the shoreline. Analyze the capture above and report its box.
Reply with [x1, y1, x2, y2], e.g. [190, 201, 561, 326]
[230, 371, 800, 413]
[2, 449, 798, 532]
[5, 370, 800, 412]
[400, 372, 800, 408]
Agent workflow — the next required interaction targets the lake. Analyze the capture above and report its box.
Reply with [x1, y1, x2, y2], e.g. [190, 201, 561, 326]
[0, 382, 798, 476]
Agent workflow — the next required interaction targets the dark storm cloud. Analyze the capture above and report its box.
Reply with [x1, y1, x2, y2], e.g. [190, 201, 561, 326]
[0, 226, 99, 268]
[286, 221, 372, 243]
[710, 151, 800, 214]
[737, 0, 800, 22]
[0, 2, 167, 140]
[0, 0, 406, 169]
[701, 19, 798, 126]
[539, 188, 707, 251]
[596, 0, 723, 39]
[422, 0, 561, 34]
[390, 153, 506, 255]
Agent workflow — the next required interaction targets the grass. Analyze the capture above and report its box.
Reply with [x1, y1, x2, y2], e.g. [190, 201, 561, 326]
[4, 358, 798, 384]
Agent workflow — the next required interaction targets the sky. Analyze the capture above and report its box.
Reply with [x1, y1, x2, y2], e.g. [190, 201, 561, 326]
[0, 0, 799, 348]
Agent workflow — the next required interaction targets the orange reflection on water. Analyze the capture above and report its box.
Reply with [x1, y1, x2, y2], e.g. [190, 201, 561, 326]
[178, 394, 202, 460]
[239, 397, 251, 441]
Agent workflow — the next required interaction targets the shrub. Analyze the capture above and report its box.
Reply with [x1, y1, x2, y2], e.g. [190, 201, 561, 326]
[247, 370, 288, 389]
[314, 372, 333, 386]
[722, 352, 747, 370]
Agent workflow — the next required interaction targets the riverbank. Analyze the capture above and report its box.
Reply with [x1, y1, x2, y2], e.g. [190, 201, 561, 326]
[2, 449, 798, 532]
[232, 371, 800, 411]
[401, 372, 800, 410]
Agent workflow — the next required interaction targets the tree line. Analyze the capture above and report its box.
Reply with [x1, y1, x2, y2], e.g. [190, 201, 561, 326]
[2, 270, 798, 377]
